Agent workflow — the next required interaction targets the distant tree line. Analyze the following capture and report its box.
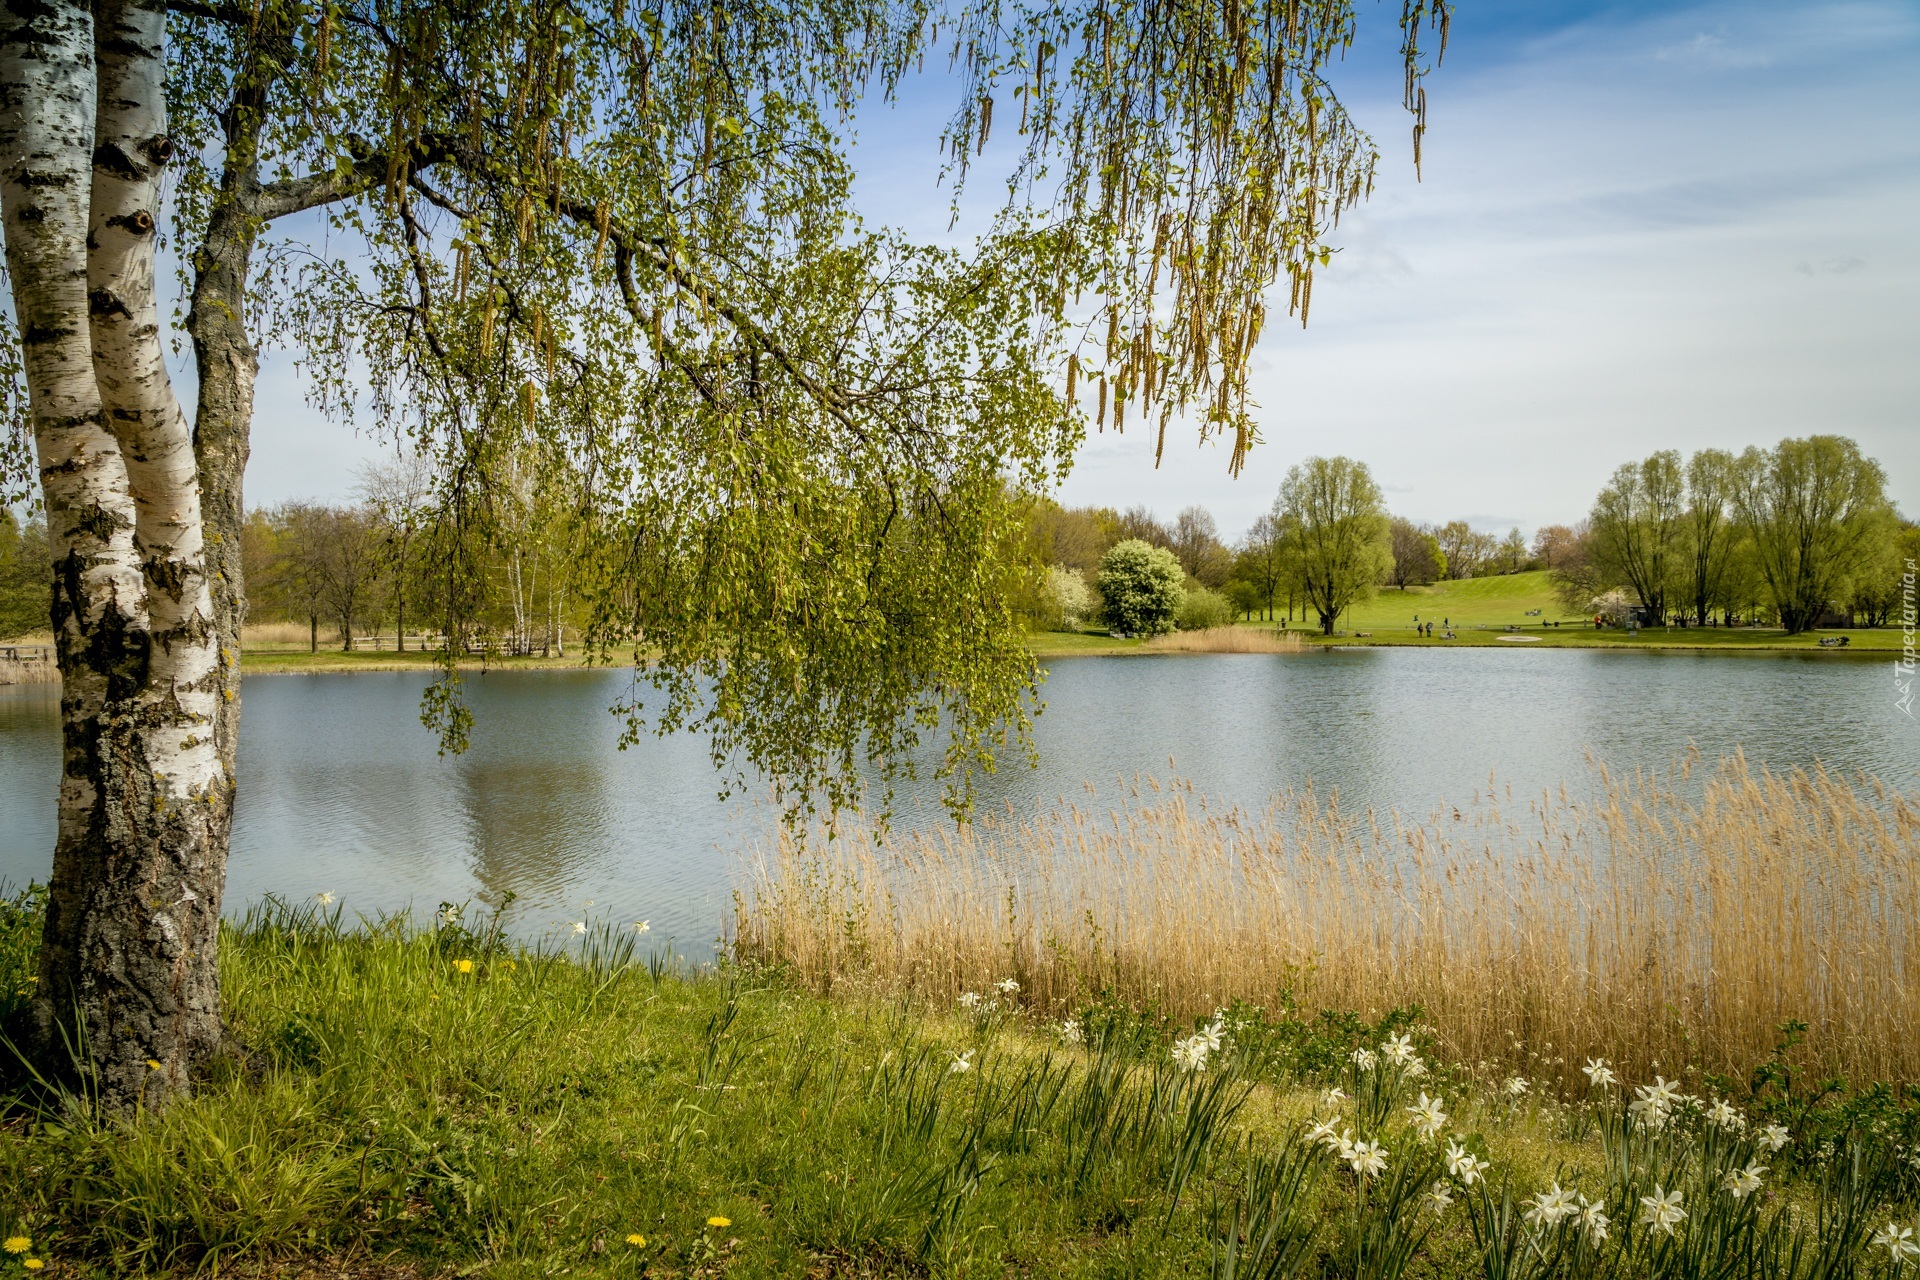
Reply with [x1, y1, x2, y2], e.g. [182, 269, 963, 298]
[1019, 433, 1909, 639]
[0, 509, 50, 640]
[25, 435, 1891, 649]
[242, 458, 582, 654]
[1546, 436, 1908, 633]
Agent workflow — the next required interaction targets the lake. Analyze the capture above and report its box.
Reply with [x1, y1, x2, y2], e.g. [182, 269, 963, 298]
[0, 649, 1910, 951]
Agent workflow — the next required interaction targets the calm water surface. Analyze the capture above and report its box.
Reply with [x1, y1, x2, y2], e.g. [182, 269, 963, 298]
[0, 650, 1910, 949]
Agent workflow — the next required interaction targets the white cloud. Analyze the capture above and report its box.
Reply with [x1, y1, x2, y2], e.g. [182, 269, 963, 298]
[1055, 0, 1920, 538]
[1653, 30, 1774, 69]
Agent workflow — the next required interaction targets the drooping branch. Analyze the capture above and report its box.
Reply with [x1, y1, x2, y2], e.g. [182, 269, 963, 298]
[258, 133, 458, 222]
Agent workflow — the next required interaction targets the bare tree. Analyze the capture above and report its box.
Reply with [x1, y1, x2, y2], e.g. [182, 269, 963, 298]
[1387, 517, 1442, 588]
[315, 508, 385, 650]
[1435, 520, 1496, 579]
[1229, 513, 1290, 619]
[1531, 525, 1582, 571]
[1171, 506, 1232, 588]
[1546, 521, 1606, 615]
[359, 455, 437, 651]
[1115, 506, 1175, 550]
[1497, 527, 1528, 574]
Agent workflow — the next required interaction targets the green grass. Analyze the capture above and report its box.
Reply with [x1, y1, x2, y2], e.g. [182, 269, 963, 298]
[1, 893, 1916, 1277]
[1027, 572, 1901, 657]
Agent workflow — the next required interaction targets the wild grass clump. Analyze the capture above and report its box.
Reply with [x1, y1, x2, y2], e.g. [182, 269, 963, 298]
[734, 756, 1920, 1091]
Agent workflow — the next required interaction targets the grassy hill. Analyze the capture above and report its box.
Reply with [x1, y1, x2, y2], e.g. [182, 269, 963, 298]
[1342, 570, 1580, 630]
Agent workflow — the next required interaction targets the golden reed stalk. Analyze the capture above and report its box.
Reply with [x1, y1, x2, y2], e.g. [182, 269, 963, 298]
[734, 756, 1920, 1088]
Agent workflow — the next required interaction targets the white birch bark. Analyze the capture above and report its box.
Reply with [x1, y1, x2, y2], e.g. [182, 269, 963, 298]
[0, 0, 145, 697]
[91, 0, 223, 800]
[2, 0, 230, 1109]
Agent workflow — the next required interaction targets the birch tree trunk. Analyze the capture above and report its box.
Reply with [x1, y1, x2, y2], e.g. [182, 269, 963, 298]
[3, 0, 230, 1109]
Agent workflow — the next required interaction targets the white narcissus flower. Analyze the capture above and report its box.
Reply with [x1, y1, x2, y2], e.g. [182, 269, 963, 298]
[1629, 1076, 1682, 1131]
[949, 1049, 974, 1074]
[1706, 1098, 1746, 1131]
[1523, 1183, 1578, 1228]
[1445, 1139, 1489, 1186]
[1426, 1181, 1455, 1212]
[1407, 1092, 1449, 1141]
[1060, 1018, 1083, 1045]
[1504, 1076, 1530, 1098]
[1405, 1058, 1430, 1079]
[996, 978, 1020, 995]
[1578, 1195, 1610, 1245]
[1347, 1139, 1389, 1179]
[1172, 1035, 1210, 1072]
[1321, 1086, 1349, 1107]
[1640, 1076, 1683, 1108]
[314, 891, 335, 905]
[632, 919, 651, 933]
[1581, 1058, 1615, 1088]
[1352, 1048, 1377, 1071]
[1872, 1223, 1919, 1265]
[1201, 1016, 1228, 1052]
[1306, 1118, 1341, 1149]
[1381, 1033, 1416, 1066]
[571, 921, 587, 936]
[1639, 1186, 1687, 1236]
[1723, 1161, 1766, 1199]
[957, 991, 982, 1010]
[1759, 1124, 1791, 1153]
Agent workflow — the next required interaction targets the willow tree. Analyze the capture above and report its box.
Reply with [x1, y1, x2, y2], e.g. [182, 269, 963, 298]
[1730, 436, 1896, 634]
[1277, 455, 1391, 634]
[1588, 451, 1685, 624]
[0, 0, 1448, 1108]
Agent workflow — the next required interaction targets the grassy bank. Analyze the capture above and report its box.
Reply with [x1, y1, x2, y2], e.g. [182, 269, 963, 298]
[2, 894, 1918, 1278]
[241, 648, 598, 675]
[1026, 571, 1902, 658]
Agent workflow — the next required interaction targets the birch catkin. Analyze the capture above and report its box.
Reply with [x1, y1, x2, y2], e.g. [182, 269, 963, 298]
[592, 202, 611, 270]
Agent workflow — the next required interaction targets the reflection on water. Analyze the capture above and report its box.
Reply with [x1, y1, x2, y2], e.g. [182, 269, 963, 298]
[0, 650, 1911, 949]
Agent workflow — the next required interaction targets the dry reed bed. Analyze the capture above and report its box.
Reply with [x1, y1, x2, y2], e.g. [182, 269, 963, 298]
[1141, 626, 1305, 653]
[735, 757, 1920, 1089]
[0, 656, 57, 685]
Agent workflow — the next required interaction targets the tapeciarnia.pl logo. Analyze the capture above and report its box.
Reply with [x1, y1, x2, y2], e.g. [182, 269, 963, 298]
[1898, 559, 1916, 719]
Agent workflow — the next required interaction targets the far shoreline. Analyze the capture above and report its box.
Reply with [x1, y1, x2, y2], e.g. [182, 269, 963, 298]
[1026, 624, 1901, 660]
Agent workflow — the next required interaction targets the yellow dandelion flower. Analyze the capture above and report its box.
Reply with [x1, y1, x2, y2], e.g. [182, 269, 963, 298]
[24, 1261, 45, 1271]
[453, 959, 475, 975]
[624, 1233, 647, 1246]
[707, 1216, 731, 1229]
[2, 1238, 29, 1255]
[145, 1060, 162, 1071]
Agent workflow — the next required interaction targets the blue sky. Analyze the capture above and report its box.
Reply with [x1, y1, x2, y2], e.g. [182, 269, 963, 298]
[242, 0, 1920, 541]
